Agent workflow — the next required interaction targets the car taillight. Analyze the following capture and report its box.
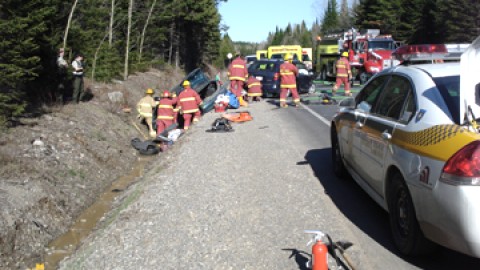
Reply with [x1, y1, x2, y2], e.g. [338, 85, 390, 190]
[441, 141, 480, 185]
[274, 73, 279, 80]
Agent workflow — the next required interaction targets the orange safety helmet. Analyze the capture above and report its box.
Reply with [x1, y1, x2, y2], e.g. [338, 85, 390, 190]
[162, 90, 170, 98]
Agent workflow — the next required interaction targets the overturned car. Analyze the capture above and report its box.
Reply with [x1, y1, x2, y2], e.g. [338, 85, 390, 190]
[152, 68, 227, 130]
[170, 68, 227, 113]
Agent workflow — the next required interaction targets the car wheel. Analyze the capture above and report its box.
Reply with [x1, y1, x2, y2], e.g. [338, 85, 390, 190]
[388, 173, 436, 255]
[331, 128, 347, 178]
[359, 72, 369, 85]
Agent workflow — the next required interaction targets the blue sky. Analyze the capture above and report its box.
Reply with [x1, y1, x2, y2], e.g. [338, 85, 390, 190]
[218, 0, 319, 43]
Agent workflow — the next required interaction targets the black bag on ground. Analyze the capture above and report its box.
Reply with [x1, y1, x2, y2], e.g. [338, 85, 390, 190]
[131, 138, 160, 155]
[206, 117, 233, 133]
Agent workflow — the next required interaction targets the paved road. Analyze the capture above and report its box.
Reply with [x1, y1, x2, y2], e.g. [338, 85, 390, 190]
[58, 90, 480, 269]
[296, 82, 480, 269]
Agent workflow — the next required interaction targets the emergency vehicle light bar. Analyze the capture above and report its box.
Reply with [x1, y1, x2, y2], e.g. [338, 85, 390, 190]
[392, 44, 448, 62]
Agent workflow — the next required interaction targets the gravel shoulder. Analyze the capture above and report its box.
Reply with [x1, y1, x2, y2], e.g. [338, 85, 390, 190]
[58, 100, 371, 270]
[0, 68, 185, 269]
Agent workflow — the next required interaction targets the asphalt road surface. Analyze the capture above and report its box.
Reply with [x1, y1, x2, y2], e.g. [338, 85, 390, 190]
[58, 85, 480, 269]
[295, 81, 480, 269]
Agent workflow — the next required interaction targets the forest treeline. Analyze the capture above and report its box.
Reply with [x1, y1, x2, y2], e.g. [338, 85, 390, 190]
[2, 0, 480, 127]
[262, 0, 480, 53]
[0, 0, 226, 126]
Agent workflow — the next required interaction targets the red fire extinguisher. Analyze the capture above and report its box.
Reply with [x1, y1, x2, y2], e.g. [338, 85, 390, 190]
[305, 230, 328, 270]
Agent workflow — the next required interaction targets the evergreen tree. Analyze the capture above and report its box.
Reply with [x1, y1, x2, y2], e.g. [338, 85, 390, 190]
[321, 0, 339, 34]
[168, 0, 222, 71]
[354, 0, 387, 31]
[270, 27, 285, 46]
[404, 0, 437, 43]
[434, 0, 480, 43]
[338, 0, 351, 29]
[0, 0, 225, 125]
[216, 34, 235, 67]
[0, 0, 61, 121]
[299, 21, 313, 48]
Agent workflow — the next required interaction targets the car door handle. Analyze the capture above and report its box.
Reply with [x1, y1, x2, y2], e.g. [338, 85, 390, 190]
[355, 121, 364, 128]
[382, 131, 392, 140]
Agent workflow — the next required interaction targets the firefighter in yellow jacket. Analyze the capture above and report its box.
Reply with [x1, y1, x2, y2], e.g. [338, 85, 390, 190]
[136, 88, 157, 137]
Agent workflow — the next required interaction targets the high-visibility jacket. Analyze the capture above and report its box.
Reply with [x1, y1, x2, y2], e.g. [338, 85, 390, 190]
[279, 61, 298, 89]
[228, 57, 248, 82]
[177, 87, 203, 114]
[136, 95, 156, 117]
[156, 97, 176, 120]
[335, 57, 351, 78]
[247, 76, 262, 97]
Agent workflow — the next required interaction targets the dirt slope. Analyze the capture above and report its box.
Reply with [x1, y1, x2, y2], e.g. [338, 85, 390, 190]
[0, 67, 185, 269]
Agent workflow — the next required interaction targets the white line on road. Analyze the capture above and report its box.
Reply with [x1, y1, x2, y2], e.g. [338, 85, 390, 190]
[300, 103, 331, 126]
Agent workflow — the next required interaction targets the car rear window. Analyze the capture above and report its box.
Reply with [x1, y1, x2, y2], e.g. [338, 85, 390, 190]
[250, 62, 277, 71]
[295, 62, 307, 70]
[434, 75, 460, 124]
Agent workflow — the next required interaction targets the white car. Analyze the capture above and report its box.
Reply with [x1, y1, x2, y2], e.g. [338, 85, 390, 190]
[330, 39, 480, 258]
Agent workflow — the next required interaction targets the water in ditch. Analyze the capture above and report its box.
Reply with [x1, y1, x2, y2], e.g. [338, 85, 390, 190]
[43, 157, 151, 269]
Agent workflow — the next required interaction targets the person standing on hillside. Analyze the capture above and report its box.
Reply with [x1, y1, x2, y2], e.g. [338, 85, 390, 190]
[279, 53, 299, 108]
[227, 52, 248, 102]
[332, 51, 352, 97]
[56, 48, 68, 104]
[71, 54, 85, 103]
[177, 80, 203, 131]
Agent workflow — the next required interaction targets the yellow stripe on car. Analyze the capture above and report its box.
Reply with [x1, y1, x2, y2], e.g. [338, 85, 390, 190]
[393, 125, 479, 161]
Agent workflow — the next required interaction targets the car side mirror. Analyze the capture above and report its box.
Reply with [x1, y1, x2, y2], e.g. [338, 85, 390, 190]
[338, 97, 356, 107]
[357, 100, 371, 113]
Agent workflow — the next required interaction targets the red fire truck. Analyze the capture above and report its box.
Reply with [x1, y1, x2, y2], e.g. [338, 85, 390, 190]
[316, 28, 402, 84]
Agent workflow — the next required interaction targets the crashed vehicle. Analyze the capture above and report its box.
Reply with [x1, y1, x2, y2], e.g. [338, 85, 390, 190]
[330, 38, 480, 258]
[247, 59, 315, 97]
[170, 68, 227, 113]
[152, 68, 227, 130]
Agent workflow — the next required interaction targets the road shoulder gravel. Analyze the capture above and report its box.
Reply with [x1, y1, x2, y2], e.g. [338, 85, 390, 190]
[59, 100, 369, 270]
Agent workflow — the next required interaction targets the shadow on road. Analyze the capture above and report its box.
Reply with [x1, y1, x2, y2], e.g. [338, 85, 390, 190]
[282, 248, 310, 270]
[304, 148, 480, 270]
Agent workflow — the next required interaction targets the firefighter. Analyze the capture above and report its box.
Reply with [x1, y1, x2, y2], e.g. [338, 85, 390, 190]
[246, 75, 262, 102]
[279, 53, 299, 108]
[156, 90, 176, 136]
[170, 91, 180, 123]
[177, 80, 203, 131]
[332, 51, 352, 96]
[227, 52, 248, 103]
[136, 88, 157, 137]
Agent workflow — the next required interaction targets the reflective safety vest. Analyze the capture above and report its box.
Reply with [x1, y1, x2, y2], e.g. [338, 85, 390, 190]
[280, 61, 298, 89]
[247, 76, 262, 97]
[156, 98, 176, 120]
[336, 57, 351, 78]
[177, 87, 203, 114]
[136, 95, 156, 117]
[228, 57, 248, 82]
